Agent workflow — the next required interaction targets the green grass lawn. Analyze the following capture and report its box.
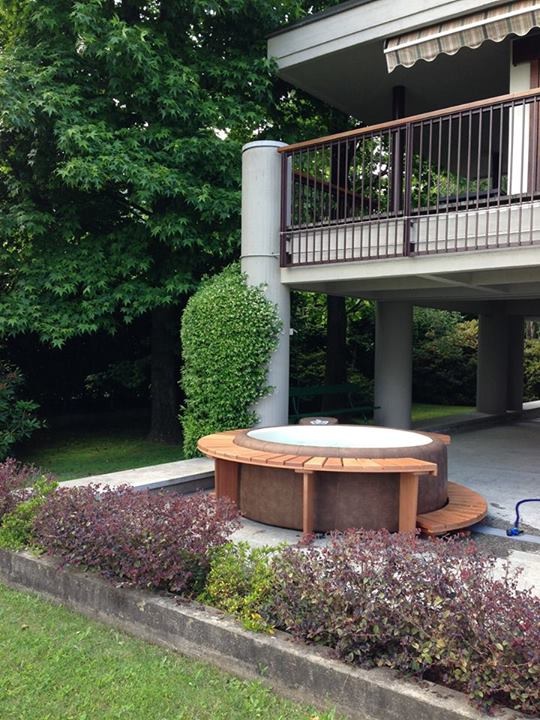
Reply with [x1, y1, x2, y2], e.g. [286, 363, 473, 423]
[352, 403, 474, 427]
[411, 403, 474, 423]
[16, 422, 184, 481]
[0, 583, 338, 720]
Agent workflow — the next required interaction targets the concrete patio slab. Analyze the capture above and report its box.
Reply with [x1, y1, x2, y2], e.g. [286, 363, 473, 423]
[498, 549, 540, 594]
[448, 420, 540, 531]
[60, 457, 214, 493]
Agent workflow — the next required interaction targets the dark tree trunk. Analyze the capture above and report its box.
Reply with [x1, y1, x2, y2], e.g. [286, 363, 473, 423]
[323, 295, 347, 411]
[148, 305, 181, 443]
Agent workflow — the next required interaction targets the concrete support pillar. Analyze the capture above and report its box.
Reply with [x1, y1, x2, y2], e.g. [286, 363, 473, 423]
[507, 315, 525, 412]
[241, 140, 290, 427]
[374, 302, 413, 429]
[476, 309, 508, 414]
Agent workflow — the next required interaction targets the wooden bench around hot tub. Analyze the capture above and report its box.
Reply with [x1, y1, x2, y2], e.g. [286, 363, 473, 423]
[198, 431, 439, 535]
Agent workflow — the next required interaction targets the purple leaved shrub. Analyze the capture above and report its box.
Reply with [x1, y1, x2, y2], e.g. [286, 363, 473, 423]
[33, 485, 239, 595]
[267, 530, 540, 716]
[0, 458, 38, 520]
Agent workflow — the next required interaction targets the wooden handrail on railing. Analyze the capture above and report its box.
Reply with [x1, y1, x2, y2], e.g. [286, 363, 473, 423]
[278, 87, 540, 153]
[280, 88, 540, 266]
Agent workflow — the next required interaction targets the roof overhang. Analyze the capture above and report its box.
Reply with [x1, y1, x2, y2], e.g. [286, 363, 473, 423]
[269, 0, 507, 73]
[268, 0, 514, 123]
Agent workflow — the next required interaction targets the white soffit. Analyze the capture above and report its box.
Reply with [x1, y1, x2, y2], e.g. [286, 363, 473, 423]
[268, 0, 510, 70]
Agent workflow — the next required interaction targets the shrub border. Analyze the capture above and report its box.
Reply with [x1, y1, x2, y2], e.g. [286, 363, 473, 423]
[0, 549, 525, 720]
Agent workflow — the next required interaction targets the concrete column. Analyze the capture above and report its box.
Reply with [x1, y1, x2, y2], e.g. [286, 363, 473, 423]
[241, 140, 290, 427]
[507, 315, 525, 412]
[476, 309, 508, 414]
[374, 301, 413, 429]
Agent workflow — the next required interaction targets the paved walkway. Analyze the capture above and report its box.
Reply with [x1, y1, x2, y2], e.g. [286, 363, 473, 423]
[448, 419, 540, 531]
[60, 457, 214, 493]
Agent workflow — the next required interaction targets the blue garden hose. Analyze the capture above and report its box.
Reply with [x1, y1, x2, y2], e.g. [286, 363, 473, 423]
[506, 498, 540, 536]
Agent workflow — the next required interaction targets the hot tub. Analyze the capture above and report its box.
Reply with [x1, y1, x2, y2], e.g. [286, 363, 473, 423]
[245, 425, 435, 450]
[199, 425, 448, 533]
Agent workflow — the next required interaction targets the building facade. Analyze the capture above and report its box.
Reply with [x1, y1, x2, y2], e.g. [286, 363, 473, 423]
[242, 0, 540, 427]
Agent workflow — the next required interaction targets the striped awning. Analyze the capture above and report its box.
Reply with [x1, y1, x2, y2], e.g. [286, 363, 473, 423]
[385, 1, 540, 73]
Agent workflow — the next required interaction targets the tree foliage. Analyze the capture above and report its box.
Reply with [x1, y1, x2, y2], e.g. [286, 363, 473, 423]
[412, 308, 477, 405]
[290, 295, 482, 406]
[524, 337, 540, 401]
[290, 291, 374, 398]
[0, 0, 350, 437]
[0, 0, 282, 341]
[0, 360, 42, 459]
[0, 0, 349, 338]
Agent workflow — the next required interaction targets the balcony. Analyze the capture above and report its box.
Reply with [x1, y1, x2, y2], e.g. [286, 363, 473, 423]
[279, 88, 540, 268]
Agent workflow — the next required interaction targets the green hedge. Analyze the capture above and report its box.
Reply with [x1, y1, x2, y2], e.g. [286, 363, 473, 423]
[180, 264, 282, 457]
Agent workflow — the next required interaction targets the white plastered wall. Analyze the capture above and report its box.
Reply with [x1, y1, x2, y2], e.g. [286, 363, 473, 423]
[509, 56, 531, 195]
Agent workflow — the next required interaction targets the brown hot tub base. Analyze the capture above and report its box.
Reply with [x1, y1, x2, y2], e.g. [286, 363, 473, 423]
[242, 464, 417, 533]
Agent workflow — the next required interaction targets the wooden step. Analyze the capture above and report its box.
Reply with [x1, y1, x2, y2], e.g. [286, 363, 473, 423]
[417, 481, 488, 536]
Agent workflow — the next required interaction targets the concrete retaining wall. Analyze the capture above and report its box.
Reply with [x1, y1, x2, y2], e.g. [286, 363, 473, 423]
[0, 549, 527, 720]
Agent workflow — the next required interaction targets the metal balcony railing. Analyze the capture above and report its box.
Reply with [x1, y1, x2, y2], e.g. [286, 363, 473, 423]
[279, 88, 540, 267]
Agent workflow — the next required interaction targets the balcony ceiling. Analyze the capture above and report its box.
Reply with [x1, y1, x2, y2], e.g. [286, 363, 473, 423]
[269, 0, 513, 124]
[280, 247, 540, 314]
[278, 39, 510, 125]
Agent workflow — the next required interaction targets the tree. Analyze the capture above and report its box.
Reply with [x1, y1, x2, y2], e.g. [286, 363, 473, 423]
[290, 292, 374, 396]
[412, 308, 477, 405]
[322, 295, 347, 410]
[0, 0, 349, 441]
